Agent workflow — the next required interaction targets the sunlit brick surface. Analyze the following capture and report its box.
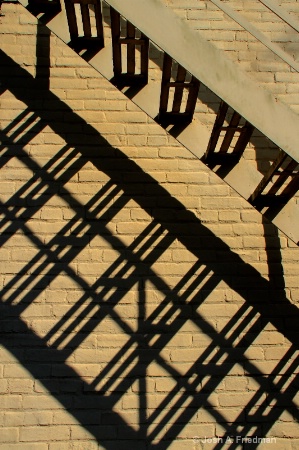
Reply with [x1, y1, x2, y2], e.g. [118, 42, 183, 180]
[0, 4, 299, 449]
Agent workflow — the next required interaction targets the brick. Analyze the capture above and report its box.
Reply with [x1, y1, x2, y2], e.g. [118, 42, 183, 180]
[225, 376, 248, 391]
[66, 89, 106, 100]
[104, 111, 147, 123]
[2, 4, 299, 448]
[49, 442, 99, 450]
[0, 428, 19, 443]
[8, 379, 34, 394]
[0, 379, 8, 393]
[50, 77, 88, 90]
[218, 392, 266, 407]
[3, 445, 48, 450]
[20, 426, 70, 441]
[0, 396, 22, 410]
[243, 236, 267, 248]
[252, 331, 285, 346]
[72, 348, 120, 363]
[269, 422, 299, 438]
[22, 395, 63, 410]
[256, 439, 292, 450]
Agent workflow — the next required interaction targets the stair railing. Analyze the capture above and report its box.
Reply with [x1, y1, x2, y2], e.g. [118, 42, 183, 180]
[15, 0, 299, 244]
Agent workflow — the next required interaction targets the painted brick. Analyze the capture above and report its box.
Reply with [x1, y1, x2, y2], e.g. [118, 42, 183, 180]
[0, 3, 298, 449]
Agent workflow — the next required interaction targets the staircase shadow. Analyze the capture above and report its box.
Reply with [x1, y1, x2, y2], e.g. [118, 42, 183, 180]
[33, 0, 288, 197]
[1, 47, 299, 450]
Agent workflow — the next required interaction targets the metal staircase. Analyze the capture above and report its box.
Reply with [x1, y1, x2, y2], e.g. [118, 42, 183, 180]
[16, 0, 299, 245]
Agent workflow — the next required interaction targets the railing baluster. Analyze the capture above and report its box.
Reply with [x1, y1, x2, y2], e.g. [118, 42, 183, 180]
[110, 7, 149, 86]
[205, 101, 253, 164]
[205, 101, 228, 161]
[127, 21, 135, 76]
[159, 53, 173, 117]
[158, 54, 199, 125]
[110, 7, 122, 76]
[233, 122, 254, 157]
[249, 151, 299, 209]
[81, 2, 91, 38]
[65, 0, 78, 41]
[64, 0, 104, 50]
[172, 65, 186, 114]
[23, 0, 299, 243]
[219, 112, 241, 154]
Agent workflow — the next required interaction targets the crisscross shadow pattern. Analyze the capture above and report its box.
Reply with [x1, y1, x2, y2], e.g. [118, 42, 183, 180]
[0, 5, 299, 450]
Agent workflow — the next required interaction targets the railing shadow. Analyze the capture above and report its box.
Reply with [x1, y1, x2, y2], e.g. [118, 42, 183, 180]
[100, 1, 293, 199]
[1, 46, 299, 450]
[32, 0, 290, 207]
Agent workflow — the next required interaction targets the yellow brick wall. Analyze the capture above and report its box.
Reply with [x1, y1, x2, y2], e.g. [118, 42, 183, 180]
[165, 0, 299, 114]
[0, 4, 299, 449]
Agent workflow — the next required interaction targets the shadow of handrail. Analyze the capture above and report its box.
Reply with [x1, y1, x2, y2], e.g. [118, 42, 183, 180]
[1, 47, 299, 449]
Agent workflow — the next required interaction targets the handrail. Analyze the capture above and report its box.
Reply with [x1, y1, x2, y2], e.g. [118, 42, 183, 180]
[259, 0, 299, 33]
[14, 0, 299, 244]
[210, 0, 299, 73]
[106, 0, 299, 164]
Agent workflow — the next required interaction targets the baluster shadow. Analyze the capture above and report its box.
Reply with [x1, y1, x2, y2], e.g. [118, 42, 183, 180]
[0, 46, 299, 450]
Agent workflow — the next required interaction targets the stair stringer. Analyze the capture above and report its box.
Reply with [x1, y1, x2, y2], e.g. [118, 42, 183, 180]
[106, 0, 299, 163]
[17, 0, 299, 244]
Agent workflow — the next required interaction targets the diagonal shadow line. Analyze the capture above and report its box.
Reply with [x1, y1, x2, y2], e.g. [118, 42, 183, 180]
[0, 127, 125, 292]
[2, 178, 166, 320]
[0, 48, 293, 303]
[0, 207, 296, 432]
[1, 48, 299, 446]
[208, 214, 296, 448]
[104, 283, 224, 435]
[0, 189, 129, 311]
[49, 227, 174, 350]
[2, 265, 236, 445]
[88, 264, 214, 394]
[1, 187, 180, 372]
[1, 251, 260, 446]
[47, 227, 173, 345]
[0, 48, 298, 366]
[147, 325, 259, 442]
[0, 159, 79, 235]
[0, 152, 296, 426]
[151, 322, 299, 449]
[1, 168, 290, 446]
[53, 231, 176, 356]
[0, 179, 122, 305]
[2, 296, 293, 450]
[0, 146, 83, 237]
[2, 195, 173, 364]
[0, 117, 45, 170]
[88, 262, 297, 444]
[0, 109, 40, 139]
[144, 280, 299, 442]
[123, 305, 298, 438]
[137, 279, 148, 438]
[1, 118, 190, 352]
[213, 350, 299, 450]
[0, 314, 141, 444]
[146, 306, 257, 431]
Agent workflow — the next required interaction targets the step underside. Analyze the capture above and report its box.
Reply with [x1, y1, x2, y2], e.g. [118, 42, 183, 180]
[15, 0, 299, 245]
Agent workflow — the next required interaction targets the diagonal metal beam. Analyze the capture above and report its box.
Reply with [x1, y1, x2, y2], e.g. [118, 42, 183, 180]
[105, 0, 299, 164]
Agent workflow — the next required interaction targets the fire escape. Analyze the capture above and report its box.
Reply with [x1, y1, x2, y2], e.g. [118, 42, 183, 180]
[13, 0, 299, 245]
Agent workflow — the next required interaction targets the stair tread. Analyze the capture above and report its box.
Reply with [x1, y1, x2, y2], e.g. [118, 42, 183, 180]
[15, 0, 299, 245]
